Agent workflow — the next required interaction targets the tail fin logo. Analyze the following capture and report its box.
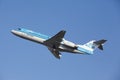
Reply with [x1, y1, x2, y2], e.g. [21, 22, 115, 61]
[84, 40, 96, 49]
[84, 39, 107, 51]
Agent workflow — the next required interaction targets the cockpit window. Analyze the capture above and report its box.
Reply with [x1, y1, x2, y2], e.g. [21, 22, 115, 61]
[18, 28, 21, 30]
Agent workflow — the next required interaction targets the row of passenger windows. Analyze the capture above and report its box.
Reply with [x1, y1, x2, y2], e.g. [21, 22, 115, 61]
[17, 28, 50, 39]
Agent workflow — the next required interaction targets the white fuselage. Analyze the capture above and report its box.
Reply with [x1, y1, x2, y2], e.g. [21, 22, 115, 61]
[11, 30, 46, 44]
[11, 29, 93, 55]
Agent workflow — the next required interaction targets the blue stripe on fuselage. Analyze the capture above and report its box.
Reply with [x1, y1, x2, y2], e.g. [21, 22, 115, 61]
[77, 47, 93, 55]
[16, 28, 50, 40]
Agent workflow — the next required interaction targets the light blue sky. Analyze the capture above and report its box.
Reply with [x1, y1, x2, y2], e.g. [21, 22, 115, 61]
[0, 0, 120, 80]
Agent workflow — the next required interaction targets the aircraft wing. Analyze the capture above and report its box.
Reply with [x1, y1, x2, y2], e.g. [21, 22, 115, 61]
[48, 47, 61, 59]
[44, 30, 66, 48]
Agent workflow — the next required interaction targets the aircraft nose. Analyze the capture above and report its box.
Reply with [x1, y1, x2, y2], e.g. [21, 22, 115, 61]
[11, 30, 16, 34]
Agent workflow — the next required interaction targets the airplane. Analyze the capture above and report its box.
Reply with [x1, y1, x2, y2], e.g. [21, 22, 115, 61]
[11, 28, 107, 59]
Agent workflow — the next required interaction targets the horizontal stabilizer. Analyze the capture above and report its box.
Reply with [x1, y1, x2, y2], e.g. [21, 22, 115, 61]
[94, 39, 107, 50]
[98, 45, 103, 50]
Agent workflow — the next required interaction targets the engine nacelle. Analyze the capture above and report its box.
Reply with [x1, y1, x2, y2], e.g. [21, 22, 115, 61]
[62, 39, 77, 48]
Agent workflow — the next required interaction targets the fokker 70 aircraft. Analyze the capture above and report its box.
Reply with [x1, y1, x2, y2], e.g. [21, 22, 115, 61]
[11, 28, 107, 59]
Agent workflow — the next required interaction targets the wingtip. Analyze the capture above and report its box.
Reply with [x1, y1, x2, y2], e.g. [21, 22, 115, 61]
[103, 39, 107, 42]
[61, 30, 66, 33]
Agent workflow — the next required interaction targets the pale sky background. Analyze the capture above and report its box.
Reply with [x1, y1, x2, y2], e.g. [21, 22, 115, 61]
[0, 0, 120, 80]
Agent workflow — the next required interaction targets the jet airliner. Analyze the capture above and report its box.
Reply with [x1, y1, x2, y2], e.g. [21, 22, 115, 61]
[11, 28, 107, 59]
